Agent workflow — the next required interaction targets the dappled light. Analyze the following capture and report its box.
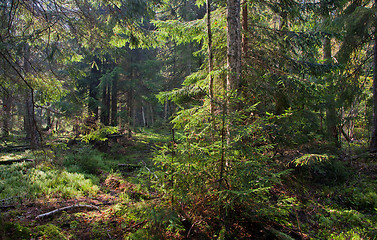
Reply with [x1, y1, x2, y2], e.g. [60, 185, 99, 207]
[1, 0, 377, 239]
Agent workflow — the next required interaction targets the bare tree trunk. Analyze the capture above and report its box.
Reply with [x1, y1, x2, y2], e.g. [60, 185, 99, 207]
[111, 77, 118, 126]
[142, 106, 146, 127]
[370, 12, 377, 152]
[89, 59, 100, 120]
[323, 36, 339, 147]
[225, 0, 241, 144]
[101, 82, 110, 125]
[132, 97, 136, 127]
[2, 92, 13, 138]
[241, 0, 248, 59]
[207, 0, 215, 116]
[226, 0, 241, 98]
[105, 84, 111, 125]
[149, 103, 154, 127]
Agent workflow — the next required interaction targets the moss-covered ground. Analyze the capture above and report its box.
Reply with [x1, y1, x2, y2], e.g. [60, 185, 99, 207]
[0, 129, 376, 239]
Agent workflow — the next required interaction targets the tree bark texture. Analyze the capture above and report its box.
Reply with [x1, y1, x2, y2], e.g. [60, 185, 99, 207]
[226, 0, 241, 143]
[227, 0, 242, 150]
[226, 0, 241, 96]
[241, 1, 248, 60]
[370, 17, 377, 152]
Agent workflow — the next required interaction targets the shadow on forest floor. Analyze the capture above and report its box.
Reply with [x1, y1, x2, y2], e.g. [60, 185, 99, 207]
[1, 131, 377, 239]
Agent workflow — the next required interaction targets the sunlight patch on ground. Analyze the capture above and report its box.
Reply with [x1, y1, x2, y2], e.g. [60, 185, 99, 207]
[0, 151, 31, 161]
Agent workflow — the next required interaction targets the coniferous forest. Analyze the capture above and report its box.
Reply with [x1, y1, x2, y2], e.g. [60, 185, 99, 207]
[1, 0, 377, 239]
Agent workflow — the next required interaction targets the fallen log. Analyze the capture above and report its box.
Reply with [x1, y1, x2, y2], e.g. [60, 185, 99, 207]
[0, 158, 33, 165]
[36, 204, 99, 220]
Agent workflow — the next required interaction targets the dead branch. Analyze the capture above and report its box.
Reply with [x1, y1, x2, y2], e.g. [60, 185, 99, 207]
[36, 204, 99, 219]
[0, 158, 33, 165]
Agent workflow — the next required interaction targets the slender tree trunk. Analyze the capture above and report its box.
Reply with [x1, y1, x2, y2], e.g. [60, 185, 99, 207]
[24, 95, 31, 139]
[320, 1, 339, 147]
[370, 16, 377, 152]
[23, 44, 40, 149]
[105, 84, 111, 125]
[164, 97, 168, 121]
[89, 59, 100, 120]
[207, 0, 215, 116]
[101, 84, 107, 124]
[241, 0, 248, 59]
[142, 106, 146, 127]
[45, 103, 52, 131]
[111, 76, 118, 126]
[149, 103, 154, 127]
[225, 0, 241, 143]
[132, 98, 136, 127]
[126, 89, 133, 134]
[323, 36, 339, 147]
[101, 82, 110, 125]
[2, 92, 13, 138]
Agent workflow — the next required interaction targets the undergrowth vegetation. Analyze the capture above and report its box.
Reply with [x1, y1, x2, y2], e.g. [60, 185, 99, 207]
[0, 161, 99, 201]
[1, 130, 377, 239]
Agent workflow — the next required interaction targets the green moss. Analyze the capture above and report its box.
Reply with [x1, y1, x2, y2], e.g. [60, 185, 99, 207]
[34, 224, 68, 240]
[0, 222, 32, 240]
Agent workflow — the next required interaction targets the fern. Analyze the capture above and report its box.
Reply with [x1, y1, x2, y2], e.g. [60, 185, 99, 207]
[291, 154, 332, 167]
[81, 125, 118, 143]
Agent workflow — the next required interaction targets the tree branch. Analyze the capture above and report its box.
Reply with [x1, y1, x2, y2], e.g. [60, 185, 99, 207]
[36, 204, 100, 219]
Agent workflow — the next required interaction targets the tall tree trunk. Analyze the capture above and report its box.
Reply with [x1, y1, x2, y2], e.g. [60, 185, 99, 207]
[142, 106, 146, 127]
[370, 14, 377, 152]
[219, 0, 241, 230]
[226, 0, 241, 97]
[23, 44, 41, 149]
[101, 82, 110, 126]
[241, 0, 248, 59]
[149, 103, 154, 127]
[101, 83, 110, 126]
[320, 0, 339, 148]
[126, 89, 134, 137]
[225, 0, 241, 141]
[101, 83, 107, 124]
[323, 35, 339, 147]
[2, 92, 13, 138]
[89, 59, 100, 120]
[111, 77, 118, 126]
[207, 0, 215, 116]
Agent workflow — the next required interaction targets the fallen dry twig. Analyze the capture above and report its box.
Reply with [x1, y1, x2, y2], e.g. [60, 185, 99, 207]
[36, 204, 99, 219]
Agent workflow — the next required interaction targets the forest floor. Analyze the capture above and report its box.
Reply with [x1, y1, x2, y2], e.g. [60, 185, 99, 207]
[0, 129, 169, 240]
[1, 129, 377, 239]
